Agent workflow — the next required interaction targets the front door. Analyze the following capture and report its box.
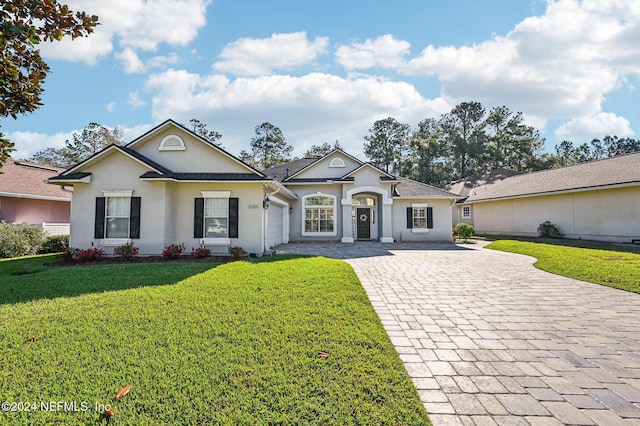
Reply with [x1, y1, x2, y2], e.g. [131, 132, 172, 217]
[356, 208, 371, 239]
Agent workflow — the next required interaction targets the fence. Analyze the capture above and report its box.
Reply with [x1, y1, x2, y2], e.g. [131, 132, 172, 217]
[41, 222, 70, 236]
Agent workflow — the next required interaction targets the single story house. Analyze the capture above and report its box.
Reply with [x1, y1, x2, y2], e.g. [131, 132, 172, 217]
[0, 160, 71, 234]
[49, 119, 459, 255]
[457, 152, 640, 243]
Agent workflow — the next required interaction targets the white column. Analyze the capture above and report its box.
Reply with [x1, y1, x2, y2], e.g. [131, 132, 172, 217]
[341, 199, 354, 243]
[380, 201, 394, 243]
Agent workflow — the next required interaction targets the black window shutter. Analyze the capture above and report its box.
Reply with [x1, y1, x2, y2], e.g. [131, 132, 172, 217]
[95, 197, 106, 238]
[194, 198, 204, 238]
[427, 207, 434, 229]
[228, 197, 239, 238]
[406, 207, 413, 229]
[130, 197, 141, 239]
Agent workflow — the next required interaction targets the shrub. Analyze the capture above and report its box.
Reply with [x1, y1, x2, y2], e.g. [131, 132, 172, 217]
[228, 245, 247, 260]
[114, 243, 139, 260]
[163, 243, 185, 260]
[72, 247, 106, 262]
[537, 221, 564, 238]
[0, 221, 46, 258]
[454, 223, 474, 242]
[39, 234, 70, 254]
[191, 246, 211, 259]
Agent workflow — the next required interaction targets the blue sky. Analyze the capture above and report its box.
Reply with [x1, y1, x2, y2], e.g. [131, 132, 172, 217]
[6, 0, 640, 161]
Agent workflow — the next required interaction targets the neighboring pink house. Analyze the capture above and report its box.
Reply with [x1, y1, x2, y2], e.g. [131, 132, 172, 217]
[0, 160, 71, 233]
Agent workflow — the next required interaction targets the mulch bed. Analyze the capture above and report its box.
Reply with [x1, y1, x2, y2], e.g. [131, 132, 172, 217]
[47, 255, 242, 267]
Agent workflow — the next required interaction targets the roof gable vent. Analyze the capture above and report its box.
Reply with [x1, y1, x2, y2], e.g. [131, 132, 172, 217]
[159, 135, 186, 151]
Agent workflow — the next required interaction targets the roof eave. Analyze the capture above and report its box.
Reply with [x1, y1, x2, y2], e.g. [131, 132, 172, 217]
[47, 175, 92, 184]
[467, 181, 640, 203]
[0, 191, 71, 202]
[139, 177, 269, 183]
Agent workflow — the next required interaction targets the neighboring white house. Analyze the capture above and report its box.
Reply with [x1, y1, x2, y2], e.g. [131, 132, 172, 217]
[49, 119, 459, 255]
[454, 153, 640, 243]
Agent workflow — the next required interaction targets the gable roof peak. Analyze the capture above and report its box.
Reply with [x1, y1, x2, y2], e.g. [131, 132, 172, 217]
[125, 119, 266, 177]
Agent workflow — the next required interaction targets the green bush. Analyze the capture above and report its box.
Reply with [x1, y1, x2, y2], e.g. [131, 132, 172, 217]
[0, 221, 47, 258]
[454, 223, 474, 242]
[114, 242, 139, 260]
[39, 234, 70, 254]
[537, 221, 564, 238]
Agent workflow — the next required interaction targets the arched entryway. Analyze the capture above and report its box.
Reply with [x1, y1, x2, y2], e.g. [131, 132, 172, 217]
[341, 186, 394, 243]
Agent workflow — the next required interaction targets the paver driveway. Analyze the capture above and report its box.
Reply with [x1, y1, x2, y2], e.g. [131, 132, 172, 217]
[278, 242, 640, 425]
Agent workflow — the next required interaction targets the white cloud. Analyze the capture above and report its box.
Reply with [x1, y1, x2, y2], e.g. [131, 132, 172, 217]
[145, 70, 446, 156]
[121, 123, 154, 143]
[106, 101, 117, 112]
[116, 48, 179, 73]
[7, 131, 74, 160]
[128, 92, 146, 109]
[116, 48, 145, 73]
[555, 112, 635, 141]
[401, 0, 640, 125]
[336, 34, 411, 70]
[8, 123, 157, 159]
[38, 0, 211, 64]
[212, 32, 329, 76]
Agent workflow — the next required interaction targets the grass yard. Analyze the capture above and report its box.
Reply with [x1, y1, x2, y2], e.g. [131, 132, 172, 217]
[0, 255, 430, 425]
[486, 239, 640, 294]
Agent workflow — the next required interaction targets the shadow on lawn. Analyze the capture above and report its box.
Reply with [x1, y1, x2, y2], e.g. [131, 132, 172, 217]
[0, 255, 223, 306]
[0, 254, 315, 306]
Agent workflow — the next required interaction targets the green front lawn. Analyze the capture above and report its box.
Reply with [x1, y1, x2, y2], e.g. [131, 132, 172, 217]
[0, 255, 429, 425]
[486, 239, 640, 294]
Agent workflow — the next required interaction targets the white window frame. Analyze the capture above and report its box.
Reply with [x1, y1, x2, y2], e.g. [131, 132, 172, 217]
[159, 134, 186, 151]
[328, 157, 346, 168]
[411, 202, 430, 233]
[102, 190, 133, 244]
[302, 193, 337, 237]
[201, 191, 231, 245]
[462, 205, 471, 219]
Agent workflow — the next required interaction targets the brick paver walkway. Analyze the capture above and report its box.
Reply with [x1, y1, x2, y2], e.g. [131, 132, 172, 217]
[278, 242, 640, 425]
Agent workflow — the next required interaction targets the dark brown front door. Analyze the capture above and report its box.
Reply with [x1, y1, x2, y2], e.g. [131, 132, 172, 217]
[357, 208, 371, 239]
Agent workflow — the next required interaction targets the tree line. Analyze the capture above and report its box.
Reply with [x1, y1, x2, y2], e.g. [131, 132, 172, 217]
[363, 101, 640, 186]
[26, 104, 639, 188]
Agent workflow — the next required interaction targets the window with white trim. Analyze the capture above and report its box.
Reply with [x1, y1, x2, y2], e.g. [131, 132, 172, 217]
[204, 198, 228, 238]
[97, 190, 139, 241]
[462, 205, 471, 219]
[413, 206, 427, 229]
[106, 196, 131, 238]
[406, 203, 433, 233]
[201, 191, 231, 239]
[302, 194, 336, 236]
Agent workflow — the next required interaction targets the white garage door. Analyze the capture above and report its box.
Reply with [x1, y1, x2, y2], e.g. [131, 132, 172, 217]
[266, 203, 285, 248]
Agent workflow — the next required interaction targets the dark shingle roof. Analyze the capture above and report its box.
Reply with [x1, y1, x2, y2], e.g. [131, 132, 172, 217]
[466, 152, 640, 202]
[140, 172, 268, 181]
[284, 177, 355, 183]
[119, 146, 173, 174]
[394, 177, 459, 198]
[262, 158, 319, 181]
[0, 160, 71, 199]
[446, 168, 525, 198]
[48, 172, 91, 181]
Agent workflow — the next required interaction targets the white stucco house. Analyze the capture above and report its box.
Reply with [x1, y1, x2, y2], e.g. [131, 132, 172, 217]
[48, 119, 459, 255]
[449, 152, 640, 243]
